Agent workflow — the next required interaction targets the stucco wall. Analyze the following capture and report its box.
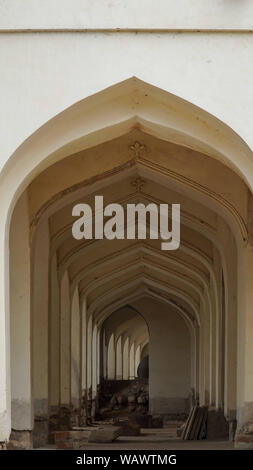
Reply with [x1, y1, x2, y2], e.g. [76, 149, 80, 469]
[0, 31, 253, 176]
[1, 1, 253, 30]
[133, 297, 191, 415]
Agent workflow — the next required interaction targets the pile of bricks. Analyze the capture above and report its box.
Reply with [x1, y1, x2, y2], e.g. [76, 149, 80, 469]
[54, 429, 90, 449]
[54, 426, 121, 449]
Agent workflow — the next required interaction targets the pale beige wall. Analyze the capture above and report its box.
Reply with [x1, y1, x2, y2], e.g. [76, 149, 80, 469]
[134, 297, 191, 414]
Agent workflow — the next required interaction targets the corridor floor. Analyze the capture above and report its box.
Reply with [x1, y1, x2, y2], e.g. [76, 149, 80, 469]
[39, 423, 234, 450]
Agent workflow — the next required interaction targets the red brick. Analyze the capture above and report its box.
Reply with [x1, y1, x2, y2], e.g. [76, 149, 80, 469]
[57, 441, 73, 449]
[55, 431, 70, 441]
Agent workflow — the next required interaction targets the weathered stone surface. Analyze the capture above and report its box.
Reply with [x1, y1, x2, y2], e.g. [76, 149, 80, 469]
[133, 414, 149, 428]
[228, 420, 237, 442]
[55, 428, 90, 449]
[128, 405, 136, 413]
[235, 433, 253, 449]
[240, 421, 253, 435]
[206, 409, 228, 440]
[7, 430, 32, 449]
[137, 394, 147, 404]
[128, 394, 136, 404]
[117, 394, 127, 406]
[110, 396, 117, 407]
[150, 414, 164, 428]
[88, 426, 121, 443]
[235, 420, 253, 449]
[117, 420, 141, 436]
[33, 416, 48, 448]
[131, 413, 163, 428]
[177, 423, 185, 437]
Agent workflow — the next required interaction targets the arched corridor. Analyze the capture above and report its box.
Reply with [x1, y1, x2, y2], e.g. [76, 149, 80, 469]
[2, 79, 253, 448]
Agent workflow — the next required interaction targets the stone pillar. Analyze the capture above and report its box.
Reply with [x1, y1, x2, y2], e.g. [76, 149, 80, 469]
[235, 243, 253, 448]
[92, 324, 98, 417]
[107, 333, 116, 380]
[92, 324, 97, 395]
[135, 344, 141, 377]
[123, 337, 129, 380]
[86, 314, 93, 424]
[211, 249, 222, 409]
[102, 329, 107, 379]
[9, 193, 33, 447]
[71, 287, 81, 426]
[32, 218, 50, 447]
[96, 328, 101, 386]
[48, 252, 60, 441]
[217, 219, 237, 423]
[60, 271, 71, 408]
[116, 336, 123, 380]
[0, 199, 11, 444]
[80, 297, 87, 425]
[87, 314, 93, 390]
[129, 342, 135, 379]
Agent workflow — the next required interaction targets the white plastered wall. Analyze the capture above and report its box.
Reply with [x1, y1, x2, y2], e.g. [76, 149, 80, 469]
[10, 192, 33, 430]
[0, 3, 253, 441]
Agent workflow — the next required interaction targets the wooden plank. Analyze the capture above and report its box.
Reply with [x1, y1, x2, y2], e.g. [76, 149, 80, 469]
[198, 406, 208, 440]
[183, 405, 198, 440]
[181, 406, 194, 440]
[190, 407, 202, 440]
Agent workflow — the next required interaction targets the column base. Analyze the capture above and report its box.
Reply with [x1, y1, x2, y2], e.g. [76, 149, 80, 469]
[206, 408, 229, 440]
[33, 416, 48, 448]
[49, 406, 85, 444]
[235, 422, 253, 449]
[7, 430, 33, 449]
[235, 434, 253, 449]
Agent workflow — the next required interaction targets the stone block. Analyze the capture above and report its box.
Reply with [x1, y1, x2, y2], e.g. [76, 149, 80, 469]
[33, 416, 48, 448]
[7, 430, 32, 449]
[149, 415, 164, 428]
[235, 432, 253, 449]
[88, 426, 121, 443]
[206, 409, 228, 440]
[132, 413, 163, 428]
[118, 420, 141, 436]
[55, 428, 90, 449]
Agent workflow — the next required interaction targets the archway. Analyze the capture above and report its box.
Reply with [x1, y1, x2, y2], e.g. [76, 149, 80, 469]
[96, 306, 149, 422]
[3, 78, 253, 448]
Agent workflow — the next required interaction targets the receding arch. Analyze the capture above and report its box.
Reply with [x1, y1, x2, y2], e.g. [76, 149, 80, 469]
[3, 77, 250, 445]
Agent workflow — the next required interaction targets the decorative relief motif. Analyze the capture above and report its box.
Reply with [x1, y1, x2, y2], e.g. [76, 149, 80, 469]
[129, 141, 146, 159]
[131, 177, 146, 192]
